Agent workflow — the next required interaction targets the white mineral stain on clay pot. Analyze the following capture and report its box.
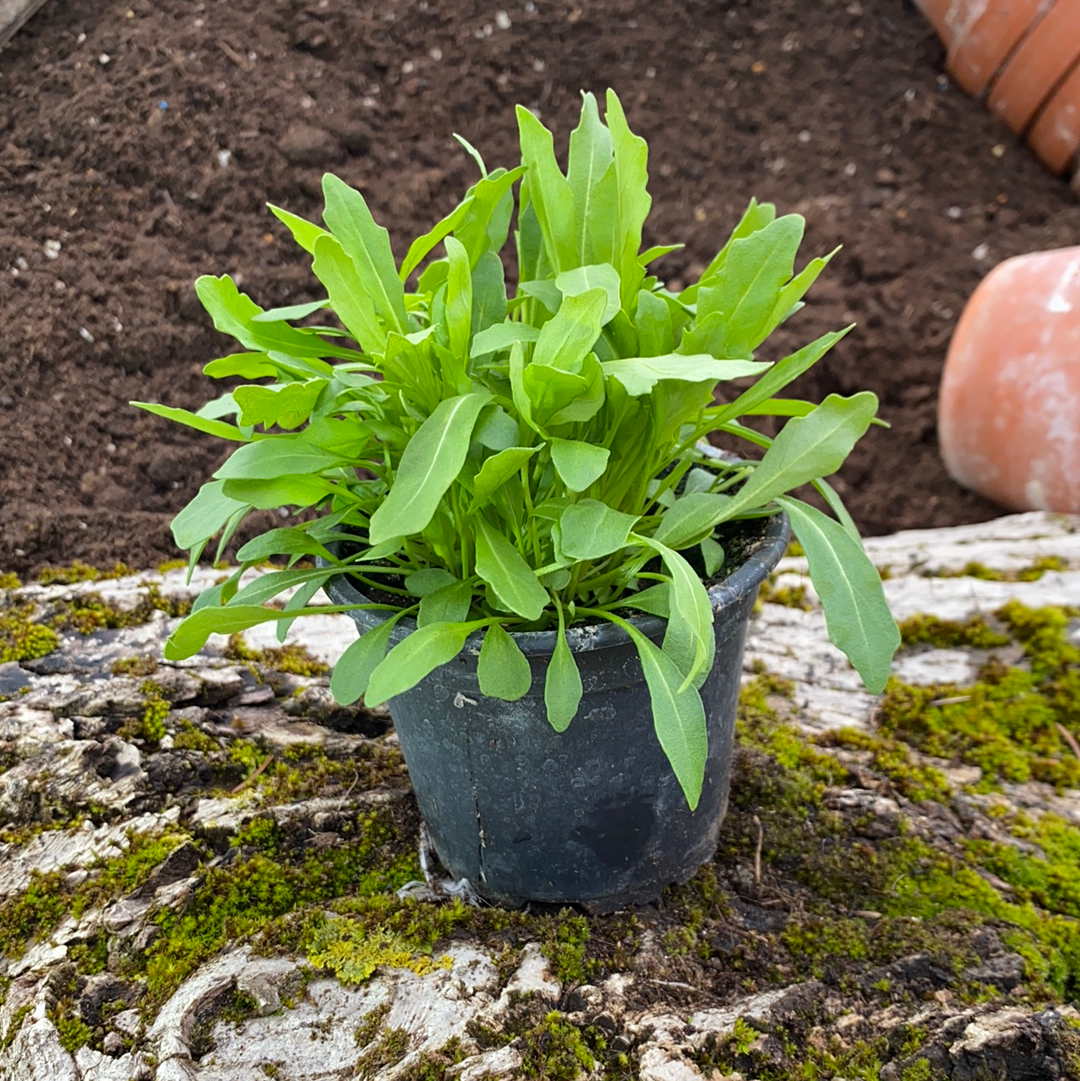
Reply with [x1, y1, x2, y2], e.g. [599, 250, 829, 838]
[939, 245, 1080, 513]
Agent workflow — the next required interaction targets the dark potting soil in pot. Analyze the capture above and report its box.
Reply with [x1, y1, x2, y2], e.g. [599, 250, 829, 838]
[3, 0, 1079, 576]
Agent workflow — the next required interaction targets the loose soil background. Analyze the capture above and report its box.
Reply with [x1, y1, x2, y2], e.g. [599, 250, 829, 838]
[2, 0, 1079, 576]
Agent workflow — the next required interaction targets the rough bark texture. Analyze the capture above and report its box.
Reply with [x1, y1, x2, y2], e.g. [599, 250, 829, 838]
[1, 513, 1078, 1080]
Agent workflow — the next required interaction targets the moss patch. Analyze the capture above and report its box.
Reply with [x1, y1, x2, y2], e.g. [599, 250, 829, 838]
[882, 602, 1080, 792]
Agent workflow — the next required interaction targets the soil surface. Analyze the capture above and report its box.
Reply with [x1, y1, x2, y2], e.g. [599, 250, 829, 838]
[2, 0, 1079, 576]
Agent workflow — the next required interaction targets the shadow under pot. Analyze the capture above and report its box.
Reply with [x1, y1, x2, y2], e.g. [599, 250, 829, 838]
[323, 510, 789, 913]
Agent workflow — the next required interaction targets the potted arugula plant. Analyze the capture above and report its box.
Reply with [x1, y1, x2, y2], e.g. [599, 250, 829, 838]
[136, 89, 899, 911]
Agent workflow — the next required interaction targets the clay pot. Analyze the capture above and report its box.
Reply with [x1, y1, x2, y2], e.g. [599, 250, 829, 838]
[1028, 61, 1080, 174]
[914, 0, 1080, 175]
[985, 0, 1080, 133]
[938, 246, 1080, 513]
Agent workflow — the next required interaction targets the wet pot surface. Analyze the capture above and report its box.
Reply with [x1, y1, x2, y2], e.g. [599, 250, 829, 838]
[324, 512, 788, 912]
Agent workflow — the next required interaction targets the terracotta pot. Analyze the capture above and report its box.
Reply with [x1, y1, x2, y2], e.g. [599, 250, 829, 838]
[927, 0, 1053, 96]
[1027, 60, 1080, 174]
[915, 0, 1080, 176]
[939, 245, 1080, 513]
[985, 0, 1080, 133]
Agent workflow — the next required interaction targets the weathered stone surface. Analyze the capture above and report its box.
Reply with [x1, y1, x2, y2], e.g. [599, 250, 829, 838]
[0, 514, 1077, 1080]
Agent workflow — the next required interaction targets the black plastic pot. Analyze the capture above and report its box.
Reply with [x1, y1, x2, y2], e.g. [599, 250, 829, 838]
[323, 511, 788, 912]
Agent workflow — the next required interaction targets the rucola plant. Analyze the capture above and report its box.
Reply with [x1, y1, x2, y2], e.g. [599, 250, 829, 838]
[136, 89, 899, 808]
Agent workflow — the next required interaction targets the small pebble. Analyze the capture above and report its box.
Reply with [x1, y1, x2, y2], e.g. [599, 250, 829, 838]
[991, 143, 1006, 158]
[798, 129, 811, 143]
[946, 205, 963, 220]
[0, 396, 13, 408]
[532, 57, 545, 72]
[98, 53, 111, 66]
[844, 162, 857, 177]
[216, 149, 232, 168]
[972, 242, 990, 261]
[78, 326, 95, 344]
[904, 87, 915, 102]
[645, 66, 656, 79]
[429, 46, 442, 61]
[495, 9, 512, 29]
[43, 239, 61, 259]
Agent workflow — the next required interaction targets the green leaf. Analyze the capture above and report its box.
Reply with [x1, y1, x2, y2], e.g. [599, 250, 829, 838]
[132, 402, 251, 442]
[312, 234, 385, 356]
[775, 497, 899, 694]
[696, 215, 805, 354]
[419, 580, 474, 627]
[683, 197, 777, 305]
[220, 476, 333, 510]
[633, 535, 713, 690]
[455, 167, 527, 266]
[621, 620, 707, 810]
[268, 204, 330, 254]
[532, 289, 607, 370]
[567, 91, 614, 263]
[195, 275, 337, 362]
[330, 614, 404, 705]
[524, 352, 606, 427]
[365, 621, 476, 706]
[164, 603, 350, 661]
[235, 527, 337, 564]
[558, 499, 639, 560]
[474, 405, 521, 451]
[621, 583, 670, 617]
[443, 235, 473, 361]
[405, 568, 457, 597]
[475, 516, 548, 620]
[515, 105, 577, 272]
[710, 328, 852, 426]
[171, 481, 249, 550]
[471, 320, 541, 358]
[250, 299, 329, 323]
[368, 391, 492, 543]
[519, 278, 563, 315]
[470, 446, 537, 510]
[635, 289, 674, 356]
[234, 380, 326, 430]
[700, 536, 725, 577]
[229, 566, 336, 607]
[471, 250, 508, 337]
[605, 89, 651, 307]
[550, 438, 609, 493]
[544, 604, 582, 732]
[601, 355, 770, 397]
[652, 492, 731, 549]
[214, 437, 342, 480]
[555, 264, 622, 325]
[477, 623, 533, 701]
[400, 197, 472, 281]
[321, 173, 407, 334]
[718, 392, 879, 519]
[769, 247, 838, 327]
[202, 353, 280, 380]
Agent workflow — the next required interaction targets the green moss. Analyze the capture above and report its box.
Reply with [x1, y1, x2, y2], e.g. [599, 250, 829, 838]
[819, 728, 952, 803]
[36, 560, 137, 585]
[48, 586, 191, 635]
[520, 1011, 599, 1080]
[110, 655, 159, 678]
[140, 809, 418, 1010]
[0, 831, 187, 962]
[156, 558, 190, 574]
[758, 578, 813, 610]
[353, 1003, 391, 1049]
[881, 603, 1080, 792]
[897, 613, 1010, 650]
[541, 912, 594, 985]
[307, 920, 452, 985]
[355, 1027, 411, 1080]
[51, 1010, 93, 1053]
[0, 604, 59, 662]
[173, 721, 220, 754]
[933, 557, 1068, 583]
[0, 572, 21, 591]
[224, 634, 329, 677]
[0, 1004, 32, 1050]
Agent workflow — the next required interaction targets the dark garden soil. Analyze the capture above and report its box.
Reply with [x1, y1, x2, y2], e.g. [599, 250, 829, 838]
[2, 0, 1079, 576]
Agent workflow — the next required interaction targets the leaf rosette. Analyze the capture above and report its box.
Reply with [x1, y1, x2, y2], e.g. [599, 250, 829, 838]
[134, 89, 899, 808]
